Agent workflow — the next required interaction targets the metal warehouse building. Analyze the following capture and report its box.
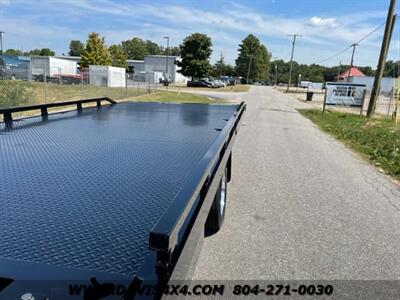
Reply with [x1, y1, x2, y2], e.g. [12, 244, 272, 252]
[144, 55, 177, 82]
[128, 55, 189, 83]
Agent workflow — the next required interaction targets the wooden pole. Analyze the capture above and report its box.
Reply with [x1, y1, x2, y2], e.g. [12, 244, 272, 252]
[286, 34, 302, 92]
[367, 0, 397, 117]
[359, 89, 367, 116]
[322, 86, 328, 115]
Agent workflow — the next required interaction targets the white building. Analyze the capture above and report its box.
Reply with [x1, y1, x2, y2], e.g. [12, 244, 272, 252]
[89, 65, 126, 87]
[30, 56, 77, 77]
[346, 76, 398, 95]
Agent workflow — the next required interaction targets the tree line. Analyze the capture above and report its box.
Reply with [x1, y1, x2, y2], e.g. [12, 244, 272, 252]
[3, 48, 55, 57]
[2, 31, 399, 82]
[269, 60, 399, 84]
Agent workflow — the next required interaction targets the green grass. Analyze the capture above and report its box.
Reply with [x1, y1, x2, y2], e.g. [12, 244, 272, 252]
[29, 82, 147, 103]
[0, 80, 148, 108]
[131, 90, 222, 104]
[299, 109, 400, 180]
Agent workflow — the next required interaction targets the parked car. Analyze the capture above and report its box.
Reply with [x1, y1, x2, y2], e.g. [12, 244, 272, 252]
[220, 76, 236, 86]
[210, 80, 220, 88]
[187, 80, 212, 88]
[215, 80, 225, 87]
[201, 78, 217, 88]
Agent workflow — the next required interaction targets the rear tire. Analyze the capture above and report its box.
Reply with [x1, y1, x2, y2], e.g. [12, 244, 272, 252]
[205, 169, 227, 232]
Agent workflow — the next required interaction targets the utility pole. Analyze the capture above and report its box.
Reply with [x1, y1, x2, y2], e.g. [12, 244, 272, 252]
[163, 36, 169, 83]
[274, 57, 278, 86]
[0, 31, 4, 56]
[219, 51, 223, 77]
[347, 43, 358, 83]
[0, 31, 4, 80]
[246, 54, 253, 85]
[367, 0, 397, 117]
[287, 34, 302, 92]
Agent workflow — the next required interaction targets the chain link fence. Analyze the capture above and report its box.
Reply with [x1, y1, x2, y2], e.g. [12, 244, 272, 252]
[0, 58, 158, 120]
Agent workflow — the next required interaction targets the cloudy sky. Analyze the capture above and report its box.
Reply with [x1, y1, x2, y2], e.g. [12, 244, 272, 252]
[0, 0, 399, 67]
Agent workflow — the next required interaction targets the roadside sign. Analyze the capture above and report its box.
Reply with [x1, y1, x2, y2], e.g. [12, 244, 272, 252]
[325, 82, 366, 107]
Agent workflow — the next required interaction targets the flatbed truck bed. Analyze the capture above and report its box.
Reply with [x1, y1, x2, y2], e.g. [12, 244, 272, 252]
[0, 98, 245, 299]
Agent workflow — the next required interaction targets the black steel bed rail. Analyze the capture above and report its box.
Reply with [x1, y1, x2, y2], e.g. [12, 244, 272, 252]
[128, 102, 246, 299]
[0, 97, 116, 123]
[147, 102, 246, 274]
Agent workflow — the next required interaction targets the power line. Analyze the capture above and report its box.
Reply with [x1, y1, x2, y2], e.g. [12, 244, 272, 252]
[354, 21, 387, 44]
[315, 45, 352, 65]
[314, 21, 387, 65]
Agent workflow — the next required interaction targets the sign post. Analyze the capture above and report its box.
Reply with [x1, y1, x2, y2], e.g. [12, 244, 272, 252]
[322, 87, 328, 115]
[359, 89, 367, 116]
[393, 86, 399, 126]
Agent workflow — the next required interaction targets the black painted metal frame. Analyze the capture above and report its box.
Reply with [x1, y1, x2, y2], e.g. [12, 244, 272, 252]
[0, 100, 245, 299]
[0, 97, 116, 123]
[128, 102, 246, 299]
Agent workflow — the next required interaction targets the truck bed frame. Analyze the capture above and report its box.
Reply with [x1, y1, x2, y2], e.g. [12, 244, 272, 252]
[0, 98, 245, 299]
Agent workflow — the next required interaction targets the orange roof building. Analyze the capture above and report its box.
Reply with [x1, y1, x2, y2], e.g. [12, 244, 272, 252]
[338, 67, 366, 80]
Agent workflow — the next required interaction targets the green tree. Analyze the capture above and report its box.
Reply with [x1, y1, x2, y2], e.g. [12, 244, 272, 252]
[358, 66, 375, 76]
[80, 32, 111, 67]
[68, 40, 85, 56]
[109, 44, 128, 69]
[146, 40, 162, 55]
[4, 49, 23, 56]
[165, 46, 180, 56]
[213, 55, 225, 77]
[210, 55, 235, 77]
[235, 34, 271, 83]
[267, 61, 380, 85]
[223, 64, 235, 77]
[177, 33, 212, 80]
[121, 37, 148, 60]
[383, 60, 399, 77]
[24, 48, 55, 56]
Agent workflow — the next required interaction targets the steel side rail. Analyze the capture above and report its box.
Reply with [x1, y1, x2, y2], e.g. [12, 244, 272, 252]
[149, 102, 246, 266]
[0, 97, 116, 123]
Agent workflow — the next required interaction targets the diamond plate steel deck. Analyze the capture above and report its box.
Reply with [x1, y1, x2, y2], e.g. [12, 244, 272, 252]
[0, 102, 239, 277]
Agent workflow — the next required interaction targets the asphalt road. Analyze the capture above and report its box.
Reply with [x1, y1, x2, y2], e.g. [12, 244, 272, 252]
[192, 86, 400, 282]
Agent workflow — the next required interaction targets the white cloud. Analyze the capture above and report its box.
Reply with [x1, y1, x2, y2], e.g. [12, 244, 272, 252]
[307, 16, 339, 28]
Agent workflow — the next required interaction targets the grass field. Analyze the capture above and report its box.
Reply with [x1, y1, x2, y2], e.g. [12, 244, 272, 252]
[299, 109, 400, 180]
[0, 80, 149, 108]
[131, 90, 220, 103]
